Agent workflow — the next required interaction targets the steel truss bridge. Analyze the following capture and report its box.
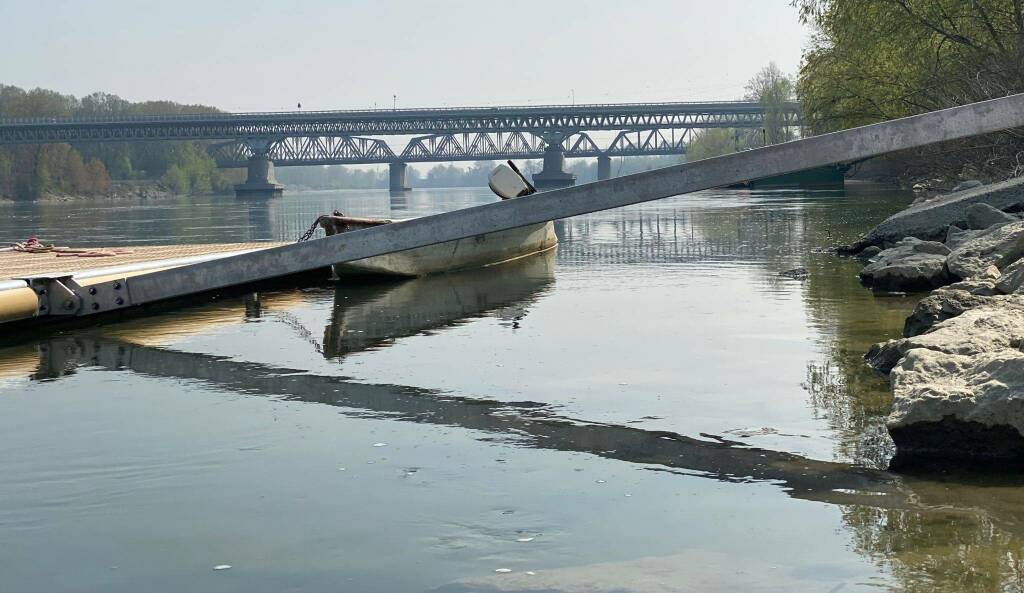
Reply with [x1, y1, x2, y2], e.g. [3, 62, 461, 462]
[207, 129, 696, 168]
[0, 101, 801, 193]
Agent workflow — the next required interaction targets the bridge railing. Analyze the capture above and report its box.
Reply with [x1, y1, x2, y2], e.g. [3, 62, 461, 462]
[0, 100, 800, 126]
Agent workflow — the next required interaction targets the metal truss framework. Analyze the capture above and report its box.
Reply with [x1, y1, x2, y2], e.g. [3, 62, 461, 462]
[0, 101, 800, 145]
[208, 129, 695, 167]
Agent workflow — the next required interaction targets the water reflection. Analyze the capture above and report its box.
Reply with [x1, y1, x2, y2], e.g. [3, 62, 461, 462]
[7, 185, 1023, 592]
[322, 251, 554, 358]
[17, 327, 1024, 592]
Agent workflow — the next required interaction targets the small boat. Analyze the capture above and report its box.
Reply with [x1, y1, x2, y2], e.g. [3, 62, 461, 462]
[317, 162, 557, 277]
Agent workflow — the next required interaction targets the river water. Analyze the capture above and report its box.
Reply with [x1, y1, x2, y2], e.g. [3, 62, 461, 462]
[2, 185, 1024, 592]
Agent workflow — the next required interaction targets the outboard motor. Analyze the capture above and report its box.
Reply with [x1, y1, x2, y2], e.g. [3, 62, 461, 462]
[488, 160, 537, 199]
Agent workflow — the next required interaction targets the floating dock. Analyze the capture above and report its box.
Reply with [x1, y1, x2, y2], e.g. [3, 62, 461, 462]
[0, 242, 286, 324]
[2, 93, 1023, 332]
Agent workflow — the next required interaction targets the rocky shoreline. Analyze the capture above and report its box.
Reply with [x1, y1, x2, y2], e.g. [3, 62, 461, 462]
[0, 181, 179, 203]
[843, 177, 1024, 465]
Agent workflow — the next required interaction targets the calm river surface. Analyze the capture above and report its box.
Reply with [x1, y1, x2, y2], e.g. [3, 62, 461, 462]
[3, 185, 1024, 592]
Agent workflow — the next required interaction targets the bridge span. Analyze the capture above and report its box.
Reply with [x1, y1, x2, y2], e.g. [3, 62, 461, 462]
[0, 101, 801, 196]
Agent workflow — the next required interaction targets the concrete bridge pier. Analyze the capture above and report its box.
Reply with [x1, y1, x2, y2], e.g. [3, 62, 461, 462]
[532, 134, 576, 191]
[597, 154, 612, 181]
[389, 162, 411, 192]
[234, 155, 284, 199]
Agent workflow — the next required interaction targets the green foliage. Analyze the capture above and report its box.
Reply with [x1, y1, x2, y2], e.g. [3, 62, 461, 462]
[0, 84, 229, 199]
[161, 164, 190, 194]
[745, 62, 797, 145]
[795, 0, 1024, 179]
[686, 63, 798, 160]
[688, 129, 739, 161]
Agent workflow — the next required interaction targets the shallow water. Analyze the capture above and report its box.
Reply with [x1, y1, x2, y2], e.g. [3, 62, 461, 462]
[3, 185, 1024, 592]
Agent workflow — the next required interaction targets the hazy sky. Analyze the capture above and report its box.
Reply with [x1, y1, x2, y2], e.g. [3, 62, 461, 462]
[3, 0, 811, 112]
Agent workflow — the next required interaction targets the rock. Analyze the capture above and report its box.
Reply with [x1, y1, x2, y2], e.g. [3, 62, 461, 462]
[858, 238, 951, 292]
[945, 225, 983, 249]
[965, 202, 1016, 230]
[866, 339, 905, 374]
[952, 179, 984, 193]
[778, 267, 809, 280]
[937, 279, 997, 296]
[902, 289, 994, 337]
[996, 258, 1024, 294]
[855, 245, 882, 261]
[946, 220, 1024, 279]
[853, 176, 1024, 249]
[884, 303, 1024, 462]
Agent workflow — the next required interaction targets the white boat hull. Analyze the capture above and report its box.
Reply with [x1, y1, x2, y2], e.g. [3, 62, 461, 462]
[333, 221, 557, 277]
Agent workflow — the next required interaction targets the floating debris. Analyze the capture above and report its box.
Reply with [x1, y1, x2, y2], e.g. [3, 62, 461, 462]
[516, 537, 535, 542]
[494, 568, 512, 573]
[372, 443, 388, 447]
[595, 479, 606, 484]
[778, 267, 809, 280]
[213, 564, 232, 571]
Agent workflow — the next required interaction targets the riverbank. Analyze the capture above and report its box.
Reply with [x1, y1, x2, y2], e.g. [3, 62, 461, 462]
[0, 181, 192, 203]
[841, 176, 1024, 464]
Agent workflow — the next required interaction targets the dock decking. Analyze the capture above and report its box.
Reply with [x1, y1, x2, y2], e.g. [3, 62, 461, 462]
[0, 242, 287, 284]
[0, 241, 288, 325]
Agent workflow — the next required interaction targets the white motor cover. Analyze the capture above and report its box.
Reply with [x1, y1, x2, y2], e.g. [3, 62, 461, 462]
[488, 163, 531, 199]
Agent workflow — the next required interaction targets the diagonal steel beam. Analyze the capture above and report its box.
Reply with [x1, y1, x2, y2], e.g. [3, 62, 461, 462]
[32, 93, 1024, 316]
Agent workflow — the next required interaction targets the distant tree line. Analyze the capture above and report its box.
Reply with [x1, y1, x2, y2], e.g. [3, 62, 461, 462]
[794, 0, 1024, 182]
[0, 85, 235, 200]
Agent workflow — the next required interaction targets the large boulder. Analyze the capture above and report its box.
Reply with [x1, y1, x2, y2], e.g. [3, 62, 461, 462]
[946, 220, 1024, 279]
[965, 202, 1017, 230]
[883, 303, 1024, 462]
[944, 225, 984, 249]
[858, 237, 951, 291]
[850, 176, 1024, 250]
[901, 289, 993, 337]
[888, 348, 1024, 463]
[996, 258, 1024, 294]
[938, 279, 998, 296]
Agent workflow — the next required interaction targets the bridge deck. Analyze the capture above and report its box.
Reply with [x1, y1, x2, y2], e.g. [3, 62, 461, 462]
[0, 241, 287, 284]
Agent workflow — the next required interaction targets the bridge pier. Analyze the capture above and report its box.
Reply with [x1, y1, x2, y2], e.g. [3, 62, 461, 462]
[532, 136, 576, 191]
[234, 156, 283, 199]
[389, 162, 411, 192]
[597, 154, 612, 181]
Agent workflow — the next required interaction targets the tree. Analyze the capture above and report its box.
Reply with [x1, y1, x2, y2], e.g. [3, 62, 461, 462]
[688, 129, 739, 160]
[745, 62, 797, 145]
[161, 164, 190, 194]
[0, 152, 11, 198]
[793, 0, 1024, 180]
[85, 159, 111, 194]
